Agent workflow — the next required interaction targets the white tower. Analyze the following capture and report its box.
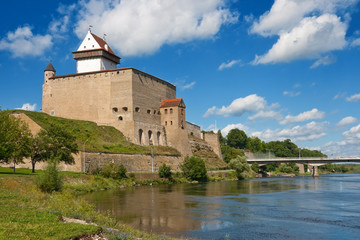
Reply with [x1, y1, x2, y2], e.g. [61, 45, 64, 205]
[72, 30, 120, 73]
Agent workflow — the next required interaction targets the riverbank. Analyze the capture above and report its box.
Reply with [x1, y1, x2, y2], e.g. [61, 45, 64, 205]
[0, 166, 238, 239]
[0, 167, 188, 240]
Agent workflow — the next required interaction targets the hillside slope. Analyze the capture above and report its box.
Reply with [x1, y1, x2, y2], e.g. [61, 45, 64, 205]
[10, 110, 180, 156]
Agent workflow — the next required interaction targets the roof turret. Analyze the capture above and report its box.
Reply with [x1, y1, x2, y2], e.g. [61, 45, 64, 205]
[44, 62, 56, 72]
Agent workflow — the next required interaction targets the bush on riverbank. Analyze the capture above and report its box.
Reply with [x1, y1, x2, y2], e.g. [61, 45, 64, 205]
[180, 156, 208, 182]
[229, 155, 255, 179]
[159, 163, 172, 179]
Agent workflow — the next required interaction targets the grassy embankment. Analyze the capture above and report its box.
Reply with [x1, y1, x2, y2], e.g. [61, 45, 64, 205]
[0, 167, 188, 240]
[10, 110, 180, 156]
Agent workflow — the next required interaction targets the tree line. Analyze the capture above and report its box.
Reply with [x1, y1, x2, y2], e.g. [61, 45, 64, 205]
[0, 109, 78, 173]
[217, 128, 326, 163]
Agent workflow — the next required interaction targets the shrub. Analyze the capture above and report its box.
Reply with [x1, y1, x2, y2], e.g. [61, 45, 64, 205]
[36, 160, 63, 193]
[229, 155, 251, 180]
[129, 173, 135, 179]
[159, 163, 172, 178]
[278, 163, 299, 174]
[251, 162, 259, 173]
[180, 156, 207, 181]
[100, 162, 127, 179]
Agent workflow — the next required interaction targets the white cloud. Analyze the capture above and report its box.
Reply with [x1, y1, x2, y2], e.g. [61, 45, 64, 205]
[221, 123, 249, 136]
[74, 0, 238, 56]
[346, 93, 360, 102]
[49, 16, 70, 34]
[0, 26, 52, 58]
[283, 91, 301, 97]
[310, 55, 336, 69]
[179, 81, 196, 90]
[252, 121, 328, 142]
[280, 108, 325, 125]
[351, 38, 360, 47]
[203, 94, 267, 117]
[250, 0, 356, 37]
[248, 110, 282, 121]
[253, 14, 347, 64]
[333, 92, 347, 100]
[337, 116, 357, 127]
[322, 123, 360, 156]
[218, 59, 242, 70]
[18, 103, 36, 111]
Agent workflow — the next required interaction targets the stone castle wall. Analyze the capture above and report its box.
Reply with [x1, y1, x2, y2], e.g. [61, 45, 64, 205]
[202, 132, 223, 159]
[186, 121, 201, 138]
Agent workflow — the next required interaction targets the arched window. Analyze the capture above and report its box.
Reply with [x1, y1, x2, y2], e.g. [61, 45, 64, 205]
[139, 129, 143, 145]
[157, 132, 161, 145]
[170, 108, 173, 114]
[165, 109, 168, 114]
[148, 130, 153, 145]
[165, 121, 167, 125]
[118, 116, 123, 121]
[135, 107, 140, 112]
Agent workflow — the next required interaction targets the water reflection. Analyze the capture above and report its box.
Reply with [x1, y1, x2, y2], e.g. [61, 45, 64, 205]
[85, 174, 360, 239]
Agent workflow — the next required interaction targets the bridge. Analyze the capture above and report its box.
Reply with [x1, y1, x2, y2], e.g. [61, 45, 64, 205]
[246, 157, 360, 177]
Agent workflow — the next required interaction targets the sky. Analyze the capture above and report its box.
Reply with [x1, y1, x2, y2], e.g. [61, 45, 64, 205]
[1, 0, 360, 156]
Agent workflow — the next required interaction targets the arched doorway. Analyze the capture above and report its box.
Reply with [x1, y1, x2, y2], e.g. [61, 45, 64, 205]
[148, 130, 153, 145]
[139, 129, 143, 145]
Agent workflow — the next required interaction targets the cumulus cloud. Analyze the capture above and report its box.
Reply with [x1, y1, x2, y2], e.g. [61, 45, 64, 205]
[351, 38, 360, 47]
[0, 26, 52, 58]
[18, 103, 37, 111]
[333, 92, 347, 100]
[221, 123, 249, 136]
[253, 14, 347, 64]
[250, 0, 358, 65]
[248, 110, 282, 121]
[74, 0, 238, 56]
[252, 121, 328, 142]
[283, 91, 301, 97]
[322, 123, 360, 156]
[203, 94, 267, 117]
[337, 116, 357, 127]
[218, 59, 242, 70]
[280, 108, 325, 125]
[346, 93, 360, 102]
[310, 55, 336, 69]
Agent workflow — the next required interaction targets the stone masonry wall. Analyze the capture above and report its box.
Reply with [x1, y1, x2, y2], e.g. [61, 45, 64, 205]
[202, 133, 223, 160]
[186, 121, 201, 138]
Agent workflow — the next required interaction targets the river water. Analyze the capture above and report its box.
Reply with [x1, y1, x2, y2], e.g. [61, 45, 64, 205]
[85, 174, 360, 239]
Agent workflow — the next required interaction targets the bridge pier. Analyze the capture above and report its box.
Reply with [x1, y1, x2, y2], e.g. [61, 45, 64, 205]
[312, 166, 319, 177]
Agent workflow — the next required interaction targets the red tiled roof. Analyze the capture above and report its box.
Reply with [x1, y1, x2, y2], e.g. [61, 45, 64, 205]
[91, 33, 116, 55]
[160, 98, 185, 108]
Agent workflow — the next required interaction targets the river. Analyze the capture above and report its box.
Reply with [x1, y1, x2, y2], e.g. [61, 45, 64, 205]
[84, 174, 360, 239]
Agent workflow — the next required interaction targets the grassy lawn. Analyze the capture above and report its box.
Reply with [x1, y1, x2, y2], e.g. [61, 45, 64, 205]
[0, 167, 183, 240]
[8, 110, 180, 156]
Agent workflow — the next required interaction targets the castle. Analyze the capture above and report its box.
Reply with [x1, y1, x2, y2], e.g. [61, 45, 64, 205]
[42, 30, 221, 158]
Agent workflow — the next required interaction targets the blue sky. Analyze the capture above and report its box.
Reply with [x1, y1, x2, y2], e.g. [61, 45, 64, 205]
[1, 0, 360, 156]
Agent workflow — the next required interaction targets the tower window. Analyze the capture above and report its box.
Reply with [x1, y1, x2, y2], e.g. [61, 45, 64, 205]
[170, 121, 173, 125]
[88, 38, 90, 40]
[118, 116, 123, 121]
[170, 108, 173, 114]
[153, 110, 157, 114]
[165, 109, 168, 114]
[135, 107, 140, 112]
[84, 46, 86, 49]
[123, 107, 128, 112]
[112, 107, 118, 113]
[147, 110, 151, 114]
[165, 121, 167, 125]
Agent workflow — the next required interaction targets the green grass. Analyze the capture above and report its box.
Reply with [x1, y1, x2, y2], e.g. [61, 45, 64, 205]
[0, 171, 182, 240]
[9, 110, 180, 156]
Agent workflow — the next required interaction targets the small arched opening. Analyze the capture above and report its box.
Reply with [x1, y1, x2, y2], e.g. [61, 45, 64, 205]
[139, 129, 143, 145]
[148, 130, 153, 145]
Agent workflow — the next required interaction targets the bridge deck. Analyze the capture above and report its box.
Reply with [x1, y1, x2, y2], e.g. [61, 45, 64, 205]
[246, 157, 360, 164]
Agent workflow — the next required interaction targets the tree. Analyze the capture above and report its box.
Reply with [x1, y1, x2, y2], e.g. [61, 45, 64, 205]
[221, 145, 245, 163]
[159, 163, 172, 178]
[40, 124, 79, 163]
[229, 155, 251, 179]
[180, 156, 207, 181]
[226, 129, 247, 149]
[0, 111, 32, 172]
[217, 130, 226, 146]
[246, 136, 264, 152]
